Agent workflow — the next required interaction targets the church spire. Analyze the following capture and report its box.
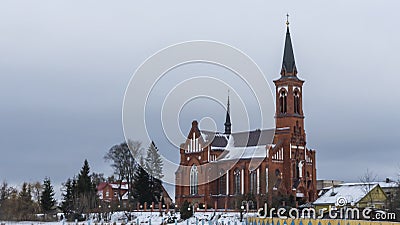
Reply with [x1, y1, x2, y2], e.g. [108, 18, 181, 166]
[224, 91, 231, 135]
[281, 14, 298, 76]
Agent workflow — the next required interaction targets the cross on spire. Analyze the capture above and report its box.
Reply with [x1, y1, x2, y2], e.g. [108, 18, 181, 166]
[286, 14, 290, 27]
[281, 13, 297, 76]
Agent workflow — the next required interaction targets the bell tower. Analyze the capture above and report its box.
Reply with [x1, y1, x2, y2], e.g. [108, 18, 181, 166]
[273, 15, 306, 146]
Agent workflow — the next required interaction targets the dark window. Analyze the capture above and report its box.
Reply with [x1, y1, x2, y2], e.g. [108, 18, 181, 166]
[279, 90, 287, 113]
[219, 171, 226, 195]
[294, 89, 300, 114]
[250, 170, 257, 194]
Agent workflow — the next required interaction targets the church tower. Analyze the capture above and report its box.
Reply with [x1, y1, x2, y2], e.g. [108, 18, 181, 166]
[176, 17, 317, 208]
[269, 16, 316, 203]
[273, 16, 306, 146]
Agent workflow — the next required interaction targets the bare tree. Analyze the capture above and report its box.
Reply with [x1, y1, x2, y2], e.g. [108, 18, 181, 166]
[104, 140, 142, 205]
[359, 168, 377, 207]
[31, 181, 42, 213]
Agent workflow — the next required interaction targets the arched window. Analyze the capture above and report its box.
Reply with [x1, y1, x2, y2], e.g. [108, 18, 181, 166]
[219, 170, 226, 195]
[279, 90, 287, 113]
[294, 89, 300, 114]
[234, 169, 241, 195]
[190, 165, 198, 195]
[250, 170, 257, 194]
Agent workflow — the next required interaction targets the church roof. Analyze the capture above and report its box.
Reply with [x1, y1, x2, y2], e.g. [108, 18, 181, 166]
[282, 26, 296, 75]
[200, 128, 274, 161]
[277, 17, 303, 82]
[201, 129, 274, 148]
[233, 129, 274, 147]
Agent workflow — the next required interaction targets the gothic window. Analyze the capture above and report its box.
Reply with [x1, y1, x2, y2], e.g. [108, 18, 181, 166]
[294, 89, 300, 114]
[190, 165, 198, 195]
[250, 170, 257, 194]
[219, 170, 226, 195]
[279, 90, 287, 114]
[234, 169, 241, 195]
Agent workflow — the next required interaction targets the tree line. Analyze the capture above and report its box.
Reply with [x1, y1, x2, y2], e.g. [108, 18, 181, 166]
[0, 140, 164, 221]
[59, 140, 164, 221]
[0, 178, 56, 221]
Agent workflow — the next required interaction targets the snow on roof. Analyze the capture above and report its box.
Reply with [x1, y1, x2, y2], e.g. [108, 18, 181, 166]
[340, 182, 398, 189]
[200, 129, 274, 149]
[377, 181, 398, 188]
[276, 127, 290, 130]
[110, 183, 129, 190]
[313, 183, 379, 205]
[121, 191, 128, 200]
[218, 145, 267, 161]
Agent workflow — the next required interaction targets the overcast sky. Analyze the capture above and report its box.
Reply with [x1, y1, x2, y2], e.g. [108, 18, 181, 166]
[1, 0, 399, 199]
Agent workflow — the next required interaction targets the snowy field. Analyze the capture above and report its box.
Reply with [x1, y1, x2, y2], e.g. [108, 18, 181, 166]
[0, 211, 250, 225]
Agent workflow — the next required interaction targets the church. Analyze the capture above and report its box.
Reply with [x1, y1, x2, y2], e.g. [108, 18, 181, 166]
[175, 20, 317, 210]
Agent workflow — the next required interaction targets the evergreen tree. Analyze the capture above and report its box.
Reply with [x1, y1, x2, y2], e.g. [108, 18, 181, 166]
[75, 160, 97, 214]
[144, 141, 164, 203]
[132, 158, 152, 205]
[60, 178, 74, 216]
[77, 159, 93, 193]
[144, 141, 164, 179]
[40, 177, 56, 216]
[180, 200, 193, 220]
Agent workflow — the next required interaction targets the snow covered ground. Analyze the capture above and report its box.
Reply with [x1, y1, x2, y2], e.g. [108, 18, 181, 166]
[0, 211, 250, 225]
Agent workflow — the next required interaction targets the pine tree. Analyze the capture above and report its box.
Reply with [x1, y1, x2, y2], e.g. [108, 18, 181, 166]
[60, 178, 74, 216]
[144, 141, 164, 179]
[132, 158, 152, 205]
[144, 141, 164, 203]
[77, 159, 93, 193]
[40, 177, 56, 217]
[75, 160, 97, 214]
[180, 200, 193, 220]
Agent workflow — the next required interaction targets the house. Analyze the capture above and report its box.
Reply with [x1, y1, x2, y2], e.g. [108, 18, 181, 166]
[313, 183, 388, 213]
[317, 180, 344, 197]
[175, 19, 317, 209]
[97, 181, 174, 209]
[376, 178, 398, 202]
[97, 182, 129, 207]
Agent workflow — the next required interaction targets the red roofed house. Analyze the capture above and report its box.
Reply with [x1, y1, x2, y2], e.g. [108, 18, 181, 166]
[97, 182, 129, 207]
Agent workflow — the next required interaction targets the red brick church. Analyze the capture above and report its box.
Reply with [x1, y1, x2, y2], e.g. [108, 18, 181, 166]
[175, 21, 317, 210]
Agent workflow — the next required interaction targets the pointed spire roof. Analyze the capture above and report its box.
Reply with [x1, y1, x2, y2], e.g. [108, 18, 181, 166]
[281, 14, 298, 76]
[224, 91, 231, 135]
